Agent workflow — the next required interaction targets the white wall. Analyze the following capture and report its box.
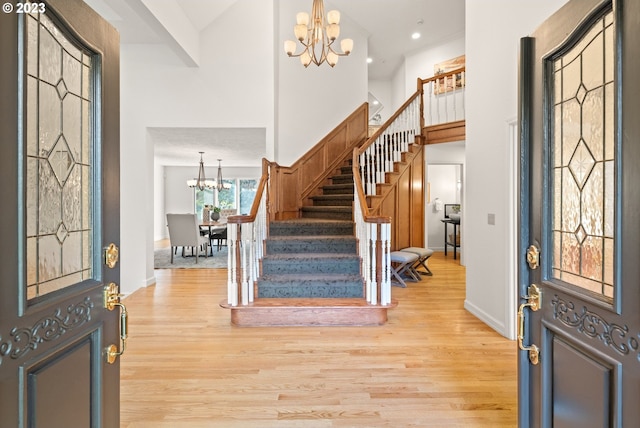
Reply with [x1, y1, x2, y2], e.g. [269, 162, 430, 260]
[119, 0, 274, 295]
[390, 61, 406, 113]
[275, 0, 369, 166]
[464, 0, 569, 338]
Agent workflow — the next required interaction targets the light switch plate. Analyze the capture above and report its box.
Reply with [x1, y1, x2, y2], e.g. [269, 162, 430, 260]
[488, 213, 495, 225]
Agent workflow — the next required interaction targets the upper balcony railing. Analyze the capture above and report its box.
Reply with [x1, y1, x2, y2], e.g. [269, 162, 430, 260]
[418, 66, 466, 129]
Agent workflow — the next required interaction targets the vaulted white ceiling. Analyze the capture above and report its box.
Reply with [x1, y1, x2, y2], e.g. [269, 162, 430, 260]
[83, 0, 464, 166]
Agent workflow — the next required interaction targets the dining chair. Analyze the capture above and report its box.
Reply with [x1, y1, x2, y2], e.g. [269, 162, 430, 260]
[210, 226, 227, 252]
[166, 213, 209, 263]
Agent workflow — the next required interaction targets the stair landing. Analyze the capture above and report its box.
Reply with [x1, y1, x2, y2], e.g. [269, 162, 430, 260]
[219, 298, 398, 327]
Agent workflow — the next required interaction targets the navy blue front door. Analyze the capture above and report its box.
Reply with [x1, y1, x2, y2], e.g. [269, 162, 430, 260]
[519, 0, 640, 426]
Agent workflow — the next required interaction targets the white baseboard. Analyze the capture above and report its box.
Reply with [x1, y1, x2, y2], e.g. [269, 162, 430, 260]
[464, 299, 511, 340]
[145, 276, 156, 287]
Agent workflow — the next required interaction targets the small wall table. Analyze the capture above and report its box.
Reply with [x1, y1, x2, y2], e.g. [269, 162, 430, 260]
[441, 218, 460, 260]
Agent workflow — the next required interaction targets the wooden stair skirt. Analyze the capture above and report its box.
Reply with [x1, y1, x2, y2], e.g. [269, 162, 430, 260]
[219, 298, 397, 327]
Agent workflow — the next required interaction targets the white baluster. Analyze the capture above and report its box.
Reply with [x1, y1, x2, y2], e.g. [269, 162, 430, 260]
[461, 71, 465, 122]
[369, 223, 377, 304]
[241, 236, 249, 306]
[381, 223, 391, 306]
[227, 222, 238, 306]
[429, 81, 434, 126]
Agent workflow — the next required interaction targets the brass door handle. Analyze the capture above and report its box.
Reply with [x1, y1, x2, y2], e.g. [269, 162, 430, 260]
[518, 284, 541, 365]
[104, 283, 128, 364]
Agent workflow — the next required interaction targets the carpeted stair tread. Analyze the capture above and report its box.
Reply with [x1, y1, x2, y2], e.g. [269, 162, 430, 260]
[301, 206, 352, 211]
[310, 194, 354, 206]
[267, 234, 355, 241]
[259, 273, 363, 281]
[266, 235, 357, 254]
[322, 183, 355, 195]
[301, 206, 352, 220]
[262, 253, 360, 275]
[339, 166, 353, 174]
[258, 274, 364, 298]
[269, 220, 354, 236]
[263, 253, 359, 260]
[331, 174, 354, 184]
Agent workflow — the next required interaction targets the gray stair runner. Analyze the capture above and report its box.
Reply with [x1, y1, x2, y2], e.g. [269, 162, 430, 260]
[301, 161, 354, 221]
[258, 160, 363, 299]
[259, 219, 362, 298]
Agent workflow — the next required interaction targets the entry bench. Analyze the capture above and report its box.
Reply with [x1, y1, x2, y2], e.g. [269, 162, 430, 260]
[401, 247, 434, 276]
[389, 251, 419, 287]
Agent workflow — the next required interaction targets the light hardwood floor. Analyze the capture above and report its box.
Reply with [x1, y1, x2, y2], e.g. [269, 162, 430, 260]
[120, 252, 517, 427]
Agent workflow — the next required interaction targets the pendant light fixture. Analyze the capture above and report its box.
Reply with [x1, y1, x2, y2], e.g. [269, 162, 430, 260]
[186, 152, 214, 190]
[283, 0, 353, 67]
[216, 159, 225, 191]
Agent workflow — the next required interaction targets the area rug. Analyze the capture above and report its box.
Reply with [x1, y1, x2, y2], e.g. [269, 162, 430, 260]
[154, 247, 228, 269]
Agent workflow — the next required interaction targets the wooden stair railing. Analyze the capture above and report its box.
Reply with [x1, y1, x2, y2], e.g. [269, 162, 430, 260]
[225, 158, 270, 306]
[353, 165, 392, 306]
[355, 92, 425, 251]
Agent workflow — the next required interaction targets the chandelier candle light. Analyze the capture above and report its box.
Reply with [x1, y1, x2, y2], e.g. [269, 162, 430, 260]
[284, 0, 353, 67]
[216, 159, 226, 191]
[187, 152, 215, 190]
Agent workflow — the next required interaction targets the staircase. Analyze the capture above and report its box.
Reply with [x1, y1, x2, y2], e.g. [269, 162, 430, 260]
[222, 159, 395, 327]
[259, 160, 360, 298]
[301, 163, 354, 220]
[222, 96, 431, 326]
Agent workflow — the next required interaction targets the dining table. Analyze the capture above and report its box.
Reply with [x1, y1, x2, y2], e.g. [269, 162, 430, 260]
[200, 220, 227, 255]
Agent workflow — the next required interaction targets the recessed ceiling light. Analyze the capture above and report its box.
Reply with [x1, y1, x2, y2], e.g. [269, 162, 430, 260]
[373, 100, 379, 105]
[412, 32, 421, 40]
[367, 57, 373, 64]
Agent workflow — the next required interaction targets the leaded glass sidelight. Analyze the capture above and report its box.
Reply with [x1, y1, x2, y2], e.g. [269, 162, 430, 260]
[551, 10, 615, 298]
[25, 11, 94, 299]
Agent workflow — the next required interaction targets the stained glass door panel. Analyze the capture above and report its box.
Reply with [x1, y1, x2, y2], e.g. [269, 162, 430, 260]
[25, 11, 94, 299]
[551, 10, 615, 300]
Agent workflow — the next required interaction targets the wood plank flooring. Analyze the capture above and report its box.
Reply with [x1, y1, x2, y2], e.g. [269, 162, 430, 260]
[120, 252, 517, 427]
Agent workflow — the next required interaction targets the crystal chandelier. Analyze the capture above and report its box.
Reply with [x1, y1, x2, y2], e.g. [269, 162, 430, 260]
[283, 0, 353, 67]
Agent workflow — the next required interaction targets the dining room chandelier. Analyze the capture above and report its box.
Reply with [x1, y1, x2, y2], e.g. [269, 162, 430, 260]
[283, 0, 353, 67]
[215, 159, 230, 191]
[187, 152, 214, 190]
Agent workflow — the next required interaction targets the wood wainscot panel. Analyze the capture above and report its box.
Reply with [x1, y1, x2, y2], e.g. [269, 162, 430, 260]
[424, 120, 466, 144]
[327, 127, 348, 163]
[411, 148, 425, 247]
[396, 169, 412, 250]
[380, 188, 397, 249]
[301, 149, 327, 196]
[349, 115, 367, 141]
[278, 168, 300, 219]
